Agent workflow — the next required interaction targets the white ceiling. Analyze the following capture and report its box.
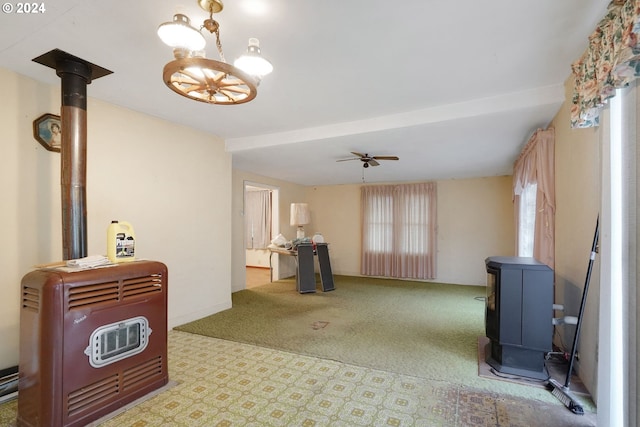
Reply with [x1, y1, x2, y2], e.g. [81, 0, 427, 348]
[0, 0, 609, 185]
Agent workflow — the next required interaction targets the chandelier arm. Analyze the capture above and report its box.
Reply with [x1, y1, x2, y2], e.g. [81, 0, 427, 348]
[201, 72, 218, 88]
[211, 70, 227, 83]
[218, 85, 251, 95]
[217, 90, 235, 102]
[183, 83, 208, 93]
[179, 70, 205, 84]
[218, 89, 242, 101]
[216, 78, 250, 88]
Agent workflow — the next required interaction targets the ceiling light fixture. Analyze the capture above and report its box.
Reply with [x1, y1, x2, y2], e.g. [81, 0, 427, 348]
[157, 0, 273, 105]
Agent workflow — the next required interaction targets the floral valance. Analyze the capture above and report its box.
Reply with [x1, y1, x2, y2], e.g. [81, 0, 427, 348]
[571, 0, 640, 128]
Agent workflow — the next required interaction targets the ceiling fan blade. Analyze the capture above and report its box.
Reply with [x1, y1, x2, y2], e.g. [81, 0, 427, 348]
[368, 159, 380, 166]
[372, 156, 399, 161]
[336, 157, 360, 162]
[351, 151, 366, 158]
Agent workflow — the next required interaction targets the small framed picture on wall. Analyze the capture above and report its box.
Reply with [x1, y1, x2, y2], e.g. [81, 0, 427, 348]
[33, 113, 61, 152]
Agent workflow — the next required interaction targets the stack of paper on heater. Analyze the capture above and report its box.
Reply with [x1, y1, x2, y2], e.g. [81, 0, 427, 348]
[66, 255, 112, 269]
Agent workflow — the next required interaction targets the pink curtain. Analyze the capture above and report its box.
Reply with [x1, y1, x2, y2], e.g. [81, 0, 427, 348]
[361, 182, 437, 279]
[513, 128, 555, 268]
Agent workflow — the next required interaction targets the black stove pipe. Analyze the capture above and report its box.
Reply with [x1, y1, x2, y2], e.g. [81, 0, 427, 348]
[59, 59, 90, 260]
[33, 49, 112, 260]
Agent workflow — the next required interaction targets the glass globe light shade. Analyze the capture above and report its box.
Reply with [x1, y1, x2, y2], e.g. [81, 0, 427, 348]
[234, 38, 273, 77]
[157, 14, 206, 52]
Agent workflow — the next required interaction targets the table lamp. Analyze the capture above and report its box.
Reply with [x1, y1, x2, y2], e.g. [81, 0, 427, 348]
[290, 203, 310, 239]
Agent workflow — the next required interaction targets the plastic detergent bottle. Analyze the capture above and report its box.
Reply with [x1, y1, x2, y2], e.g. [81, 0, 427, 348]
[107, 220, 136, 263]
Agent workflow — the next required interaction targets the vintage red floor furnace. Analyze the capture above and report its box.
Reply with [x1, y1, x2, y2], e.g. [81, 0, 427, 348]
[18, 260, 169, 427]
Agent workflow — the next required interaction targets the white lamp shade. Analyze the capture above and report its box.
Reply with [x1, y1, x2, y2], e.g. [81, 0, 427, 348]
[290, 203, 310, 226]
[157, 14, 206, 51]
[233, 38, 273, 77]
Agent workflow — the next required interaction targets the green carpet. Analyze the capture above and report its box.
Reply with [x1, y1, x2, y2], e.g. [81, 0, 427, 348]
[176, 275, 556, 402]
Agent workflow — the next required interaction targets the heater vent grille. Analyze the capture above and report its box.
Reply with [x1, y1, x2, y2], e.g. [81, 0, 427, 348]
[123, 356, 164, 391]
[68, 281, 119, 309]
[66, 356, 165, 417]
[123, 274, 163, 299]
[67, 273, 164, 312]
[67, 374, 119, 417]
[22, 286, 40, 313]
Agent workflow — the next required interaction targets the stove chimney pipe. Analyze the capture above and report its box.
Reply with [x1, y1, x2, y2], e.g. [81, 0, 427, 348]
[33, 50, 112, 260]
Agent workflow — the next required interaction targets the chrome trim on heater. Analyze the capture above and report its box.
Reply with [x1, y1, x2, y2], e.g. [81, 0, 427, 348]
[84, 316, 152, 368]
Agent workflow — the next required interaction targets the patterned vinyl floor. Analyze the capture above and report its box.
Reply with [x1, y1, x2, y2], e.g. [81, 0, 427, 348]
[0, 330, 596, 426]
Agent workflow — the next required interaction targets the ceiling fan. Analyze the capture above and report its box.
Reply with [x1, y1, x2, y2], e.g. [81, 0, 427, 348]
[336, 152, 400, 168]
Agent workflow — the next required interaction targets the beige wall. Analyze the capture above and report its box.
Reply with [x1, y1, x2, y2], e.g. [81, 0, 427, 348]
[0, 68, 233, 369]
[304, 184, 362, 276]
[550, 78, 601, 396]
[303, 176, 514, 285]
[436, 177, 515, 284]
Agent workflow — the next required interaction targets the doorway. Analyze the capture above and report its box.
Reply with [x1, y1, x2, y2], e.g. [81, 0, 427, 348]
[244, 181, 279, 289]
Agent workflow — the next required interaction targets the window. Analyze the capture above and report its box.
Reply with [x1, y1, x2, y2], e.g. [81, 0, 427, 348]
[512, 128, 555, 268]
[361, 182, 436, 279]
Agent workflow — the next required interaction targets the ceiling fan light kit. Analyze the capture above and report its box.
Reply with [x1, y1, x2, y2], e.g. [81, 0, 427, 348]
[157, 0, 273, 105]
